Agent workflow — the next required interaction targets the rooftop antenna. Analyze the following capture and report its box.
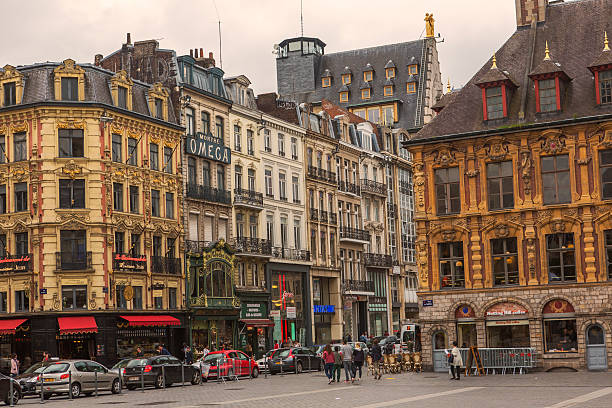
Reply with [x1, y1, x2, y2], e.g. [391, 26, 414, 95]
[212, 0, 222, 68]
[300, 0, 304, 37]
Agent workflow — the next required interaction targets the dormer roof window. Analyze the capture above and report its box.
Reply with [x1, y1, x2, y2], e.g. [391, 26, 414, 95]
[529, 41, 570, 113]
[0, 65, 24, 107]
[360, 82, 371, 100]
[339, 85, 349, 102]
[363, 64, 373, 82]
[385, 60, 396, 79]
[475, 54, 518, 121]
[588, 32, 612, 105]
[341, 66, 352, 85]
[321, 69, 332, 88]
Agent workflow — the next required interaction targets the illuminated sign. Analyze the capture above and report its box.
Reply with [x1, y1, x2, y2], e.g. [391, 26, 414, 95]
[112, 253, 146, 271]
[185, 133, 231, 164]
[313, 305, 335, 314]
[0, 255, 32, 273]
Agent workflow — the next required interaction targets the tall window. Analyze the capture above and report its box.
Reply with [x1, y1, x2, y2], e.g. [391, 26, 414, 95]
[235, 165, 243, 190]
[62, 286, 87, 310]
[542, 155, 570, 204]
[188, 157, 196, 185]
[234, 125, 241, 151]
[58, 129, 84, 157]
[604, 229, 612, 280]
[539, 79, 558, 112]
[248, 169, 255, 191]
[165, 192, 174, 219]
[117, 86, 127, 109]
[215, 116, 224, 141]
[266, 214, 274, 243]
[129, 186, 139, 213]
[186, 108, 195, 135]
[3, 82, 16, 106]
[130, 233, 141, 256]
[600, 70, 612, 105]
[435, 167, 460, 215]
[150, 143, 159, 171]
[61, 77, 78, 101]
[133, 286, 143, 309]
[293, 218, 301, 249]
[60, 230, 86, 270]
[236, 213, 244, 238]
[14, 183, 27, 212]
[238, 263, 246, 286]
[279, 172, 287, 200]
[168, 287, 177, 309]
[264, 129, 271, 152]
[0, 185, 6, 214]
[116, 286, 127, 309]
[0, 135, 5, 163]
[546, 233, 576, 282]
[485, 86, 503, 119]
[439, 242, 464, 288]
[115, 231, 124, 254]
[113, 183, 123, 212]
[247, 129, 254, 155]
[492, 238, 518, 285]
[265, 169, 273, 196]
[155, 98, 163, 119]
[280, 217, 288, 247]
[487, 161, 514, 210]
[13, 132, 26, 162]
[59, 179, 85, 208]
[600, 150, 612, 199]
[15, 232, 28, 256]
[127, 137, 137, 165]
[152, 236, 162, 257]
[217, 165, 225, 190]
[163, 146, 173, 173]
[249, 215, 258, 238]
[201, 111, 210, 135]
[112, 134, 122, 162]
[292, 175, 300, 203]
[151, 189, 160, 217]
[291, 137, 298, 159]
[202, 161, 210, 186]
[278, 134, 285, 156]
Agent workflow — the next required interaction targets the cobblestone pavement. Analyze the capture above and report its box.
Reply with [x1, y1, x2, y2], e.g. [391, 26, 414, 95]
[14, 370, 612, 407]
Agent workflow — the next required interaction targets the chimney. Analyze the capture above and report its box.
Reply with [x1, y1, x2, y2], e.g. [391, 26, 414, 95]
[194, 49, 216, 68]
[200, 48, 204, 58]
[126, 33, 131, 45]
[515, 0, 548, 27]
[94, 54, 103, 66]
[190, 49, 193, 57]
[209, 52, 213, 59]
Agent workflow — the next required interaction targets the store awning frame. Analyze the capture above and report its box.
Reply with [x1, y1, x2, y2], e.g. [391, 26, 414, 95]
[0, 318, 28, 335]
[240, 319, 275, 327]
[58, 316, 98, 335]
[120, 315, 181, 327]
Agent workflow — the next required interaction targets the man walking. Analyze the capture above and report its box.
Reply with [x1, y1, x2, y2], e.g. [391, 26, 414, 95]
[340, 339, 355, 383]
[370, 339, 383, 380]
[449, 341, 463, 380]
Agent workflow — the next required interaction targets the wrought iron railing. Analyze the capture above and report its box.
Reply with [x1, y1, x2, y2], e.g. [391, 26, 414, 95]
[361, 179, 387, 195]
[338, 180, 361, 195]
[185, 240, 212, 254]
[307, 166, 337, 184]
[186, 184, 231, 204]
[342, 279, 375, 294]
[230, 237, 272, 255]
[363, 253, 393, 268]
[329, 213, 338, 225]
[272, 247, 311, 261]
[319, 210, 328, 223]
[340, 226, 370, 242]
[310, 208, 319, 221]
[56, 251, 92, 271]
[234, 188, 264, 207]
[151, 256, 181, 274]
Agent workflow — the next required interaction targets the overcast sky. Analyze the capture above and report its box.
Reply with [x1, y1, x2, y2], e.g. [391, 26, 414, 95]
[2, 0, 517, 95]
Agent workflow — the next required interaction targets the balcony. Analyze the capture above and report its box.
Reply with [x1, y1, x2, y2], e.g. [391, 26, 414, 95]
[338, 180, 361, 196]
[319, 210, 328, 223]
[0, 253, 32, 273]
[363, 253, 393, 268]
[230, 237, 272, 256]
[234, 188, 264, 209]
[307, 166, 337, 184]
[340, 226, 370, 243]
[185, 240, 212, 254]
[186, 184, 231, 205]
[272, 247, 311, 261]
[329, 213, 337, 225]
[112, 252, 146, 272]
[361, 179, 387, 196]
[56, 251, 92, 271]
[310, 208, 319, 221]
[342, 279, 375, 295]
[151, 256, 181, 274]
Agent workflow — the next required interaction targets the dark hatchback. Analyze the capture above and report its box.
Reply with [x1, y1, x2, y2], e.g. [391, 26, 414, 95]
[0, 374, 21, 405]
[123, 356, 200, 390]
[16, 361, 53, 396]
[267, 348, 323, 374]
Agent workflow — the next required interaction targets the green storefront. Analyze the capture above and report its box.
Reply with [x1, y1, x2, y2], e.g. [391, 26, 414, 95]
[187, 241, 240, 355]
[236, 292, 273, 359]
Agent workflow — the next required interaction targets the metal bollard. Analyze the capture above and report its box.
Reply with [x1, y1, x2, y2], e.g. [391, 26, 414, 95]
[161, 365, 165, 389]
[141, 366, 145, 393]
[9, 373, 13, 407]
[199, 361, 203, 386]
[118, 370, 122, 394]
[68, 371, 72, 400]
[40, 372, 44, 404]
[309, 356, 311, 372]
[280, 355, 284, 376]
[95, 370, 98, 397]
[264, 355, 267, 379]
[181, 362, 185, 387]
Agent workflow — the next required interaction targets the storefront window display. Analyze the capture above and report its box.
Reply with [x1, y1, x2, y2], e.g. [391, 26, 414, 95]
[116, 327, 167, 358]
[58, 333, 94, 359]
[192, 319, 236, 353]
[485, 302, 530, 348]
[313, 278, 333, 344]
[542, 299, 577, 353]
[455, 304, 477, 347]
[271, 271, 306, 346]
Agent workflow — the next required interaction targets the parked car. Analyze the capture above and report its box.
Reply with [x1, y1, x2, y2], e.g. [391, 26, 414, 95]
[123, 355, 200, 390]
[310, 345, 325, 358]
[109, 359, 131, 385]
[0, 373, 21, 405]
[38, 360, 120, 399]
[16, 361, 53, 396]
[255, 350, 278, 373]
[201, 350, 258, 381]
[267, 347, 323, 374]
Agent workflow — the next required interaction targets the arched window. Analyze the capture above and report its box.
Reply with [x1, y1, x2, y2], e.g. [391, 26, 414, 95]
[542, 299, 576, 352]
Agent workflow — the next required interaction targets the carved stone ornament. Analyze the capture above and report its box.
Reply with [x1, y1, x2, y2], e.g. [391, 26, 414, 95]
[494, 224, 510, 238]
[484, 140, 509, 161]
[62, 160, 82, 179]
[577, 157, 591, 165]
[465, 168, 480, 178]
[10, 164, 29, 182]
[432, 148, 457, 166]
[540, 133, 566, 155]
[526, 238, 537, 278]
[57, 120, 85, 130]
[599, 131, 612, 148]
[441, 229, 456, 242]
[520, 151, 532, 195]
[551, 220, 566, 233]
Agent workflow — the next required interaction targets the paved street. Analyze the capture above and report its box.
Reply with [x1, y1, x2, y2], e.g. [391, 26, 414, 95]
[15, 370, 612, 407]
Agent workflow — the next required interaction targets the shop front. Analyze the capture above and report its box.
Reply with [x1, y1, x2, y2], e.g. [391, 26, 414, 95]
[312, 277, 341, 344]
[485, 302, 530, 347]
[0, 318, 31, 367]
[268, 263, 311, 347]
[114, 314, 182, 358]
[368, 297, 389, 337]
[56, 316, 98, 360]
[455, 305, 477, 348]
[237, 299, 272, 358]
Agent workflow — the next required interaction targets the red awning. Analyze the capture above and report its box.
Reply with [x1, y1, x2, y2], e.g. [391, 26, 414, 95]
[120, 315, 181, 327]
[58, 316, 98, 335]
[240, 319, 275, 327]
[0, 319, 27, 335]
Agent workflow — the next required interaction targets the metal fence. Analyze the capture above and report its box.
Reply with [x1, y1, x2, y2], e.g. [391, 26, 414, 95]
[446, 347, 536, 375]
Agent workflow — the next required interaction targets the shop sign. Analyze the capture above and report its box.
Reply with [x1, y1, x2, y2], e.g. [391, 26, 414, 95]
[393, 266, 401, 275]
[0, 255, 32, 273]
[185, 133, 231, 164]
[281, 291, 294, 300]
[422, 299, 434, 307]
[486, 302, 528, 317]
[241, 302, 266, 319]
[313, 305, 335, 314]
[112, 253, 146, 272]
[286, 306, 296, 319]
[486, 319, 529, 326]
[270, 310, 280, 319]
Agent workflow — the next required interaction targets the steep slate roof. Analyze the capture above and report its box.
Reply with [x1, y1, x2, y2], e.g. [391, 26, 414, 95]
[431, 90, 459, 113]
[301, 40, 425, 130]
[412, 0, 612, 142]
[15, 62, 178, 124]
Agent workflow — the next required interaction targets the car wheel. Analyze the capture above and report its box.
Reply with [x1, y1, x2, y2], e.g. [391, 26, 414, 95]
[251, 367, 259, 378]
[154, 374, 164, 389]
[296, 361, 303, 374]
[127, 385, 137, 391]
[111, 379, 121, 394]
[4, 388, 19, 405]
[42, 393, 52, 400]
[70, 382, 81, 398]
[191, 370, 201, 385]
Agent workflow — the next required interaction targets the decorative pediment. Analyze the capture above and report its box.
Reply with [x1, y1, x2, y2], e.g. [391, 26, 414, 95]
[111, 70, 134, 87]
[56, 213, 90, 230]
[10, 121, 28, 133]
[539, 131, 567, 155]
[60, 160, 83, 179]
[57, 120, 85, 130]
[440, 229, 457, 242]
[54, 59, 85, 75]
[0, 65, 23, 81]
[480, 138, 510, 161]
[432, 147, 457, 167]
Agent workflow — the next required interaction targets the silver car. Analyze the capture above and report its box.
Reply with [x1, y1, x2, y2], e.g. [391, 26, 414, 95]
[39, 360, 121, 399]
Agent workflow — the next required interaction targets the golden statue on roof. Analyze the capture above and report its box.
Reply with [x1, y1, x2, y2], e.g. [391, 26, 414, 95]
[425, 13, 435, 38]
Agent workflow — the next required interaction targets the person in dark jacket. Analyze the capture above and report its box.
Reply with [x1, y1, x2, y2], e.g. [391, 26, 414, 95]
[352, 343, 365, 381]
[370, 339, 383, 380]
[185, 346, 194, 364]
[158, 345, 170, 355]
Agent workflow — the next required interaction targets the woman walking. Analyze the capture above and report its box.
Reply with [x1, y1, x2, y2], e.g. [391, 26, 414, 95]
[332, 346, 342, 383]
[370, 339, 383, 380]
[322, 344, 335, 384]
[10, 354, 19, 377]
[353, 343, 365, 381]
[449, 341, 463, 380]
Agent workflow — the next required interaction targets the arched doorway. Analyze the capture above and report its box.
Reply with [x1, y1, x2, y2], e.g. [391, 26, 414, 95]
[586, 325, 607, 371]
[432, 330, 448, 372]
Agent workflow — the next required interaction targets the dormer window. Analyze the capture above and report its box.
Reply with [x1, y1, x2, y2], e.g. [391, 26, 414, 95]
[406, 82, 416, 94]
[110, 70, 133, 110]
[340, 91, 349, 102]
[53, 59, 85, 102]
[538, 79, 558, 112]
[155, 98, 163, 119]
[476, 54, 517, 121]
[600, 70, 612, 104]
[364, 71, 373, 82]
[361, 88, 370, 100]
[322, 77, 331, 88]
[61, 77, 78, 101]
[485, 87, 503, 119]
[148, 82, 169, 121]
[529, 42, 570, 114]
[342, 74, 351, 85]
[118, 86, 128, 109]
[386, 68, 395, 79]
[3, 82, 16, 106]
[384, 85, 393, 97]
[408, 65, 418, 75]
[589, 34, 612, 105]
[0, 65, 24, 106]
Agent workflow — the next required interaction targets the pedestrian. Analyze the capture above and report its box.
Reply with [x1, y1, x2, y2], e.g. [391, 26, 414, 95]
[274, 340, 279, 349]
[353, 343, 364, 381]
[202, 345, 210, 358]
[359, 332, 367, 343]
[10, 353, 19, 377]
[332, 346, 342, 383]
[449, 341, 463, 380]
[42, 351, 49, 362]
[346, 333, 352, 343]
[185, 346, 194, 365]
[340, 339, 354, 383]
[136, 346, 144, 357]
[322, 344, 335, 384]
[370, 339, 383, 380]
[158, 345, 170, 355]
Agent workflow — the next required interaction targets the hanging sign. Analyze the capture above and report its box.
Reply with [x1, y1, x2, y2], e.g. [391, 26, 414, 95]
[286, 306, 296, 319]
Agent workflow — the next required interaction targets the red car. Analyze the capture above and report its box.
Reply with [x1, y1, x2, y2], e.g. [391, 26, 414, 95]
[198, 350, 259, 381]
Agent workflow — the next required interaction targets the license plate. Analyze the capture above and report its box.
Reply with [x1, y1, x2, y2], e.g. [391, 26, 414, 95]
[275, 362, 282, 365]
[128, 377, 139, 381]
[44, 378, 54, 382]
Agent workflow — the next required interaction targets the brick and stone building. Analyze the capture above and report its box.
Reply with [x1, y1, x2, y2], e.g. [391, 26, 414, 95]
[404, 0, 612, 371]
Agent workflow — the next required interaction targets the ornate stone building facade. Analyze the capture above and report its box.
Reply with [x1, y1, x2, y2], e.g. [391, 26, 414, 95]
[405, 0, 612, 371]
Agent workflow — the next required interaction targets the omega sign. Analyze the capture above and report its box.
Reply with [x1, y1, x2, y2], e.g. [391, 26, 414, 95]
[186, 133, 231, 164]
